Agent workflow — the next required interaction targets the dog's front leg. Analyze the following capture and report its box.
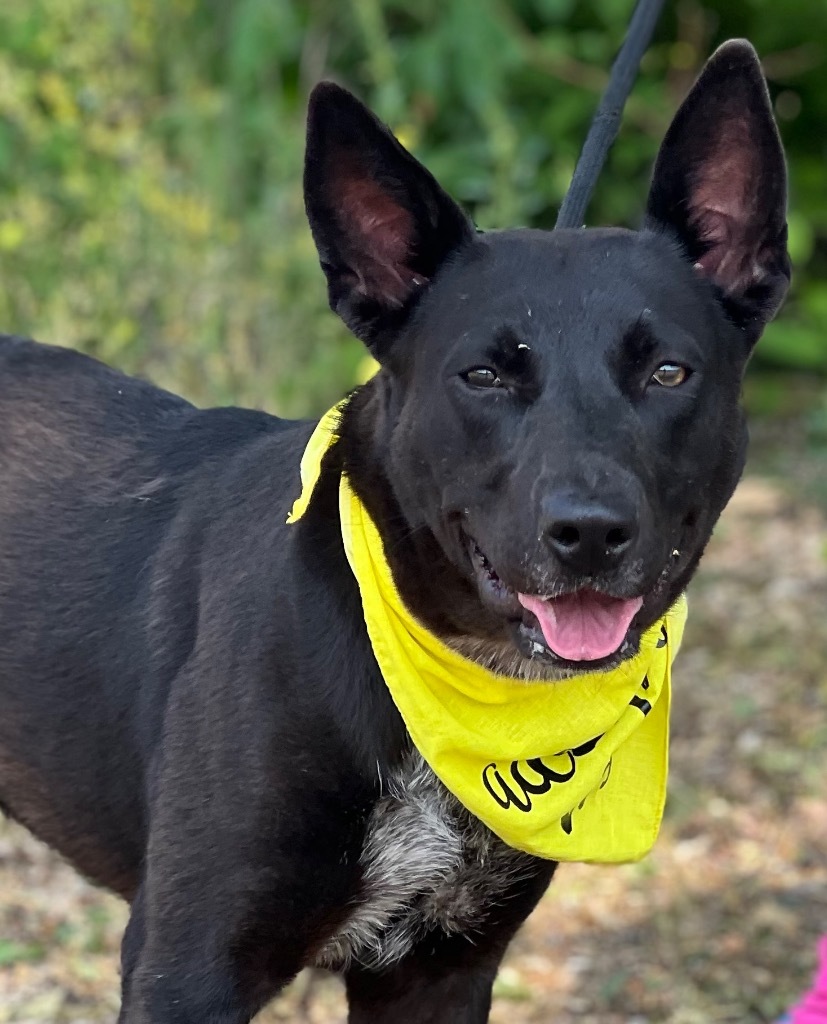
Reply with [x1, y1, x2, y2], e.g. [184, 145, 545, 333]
[117, 818, 361, 1024]
[346, 955, 499, 1024]
[114, 693, 372, 1022]
[117, 847, 348, 1024]
[119, 902, 279, 1024]
[345, 863, 555, 1024]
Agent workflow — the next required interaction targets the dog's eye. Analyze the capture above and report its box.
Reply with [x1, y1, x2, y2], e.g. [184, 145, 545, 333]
[651, 363, 689, 388]
[463, 367, 503, 390]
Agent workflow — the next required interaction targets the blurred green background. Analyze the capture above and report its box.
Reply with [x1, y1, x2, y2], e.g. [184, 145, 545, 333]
[0, 7, 825, 1020]
[0, 0, 825, 427]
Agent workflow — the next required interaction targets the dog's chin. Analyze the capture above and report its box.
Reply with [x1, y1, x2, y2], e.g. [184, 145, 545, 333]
[457, 534, 665, 682]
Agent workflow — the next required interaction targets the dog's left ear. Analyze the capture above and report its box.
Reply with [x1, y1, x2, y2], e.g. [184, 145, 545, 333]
[304, 82, 475, 357]
[646, 40, 790, 341]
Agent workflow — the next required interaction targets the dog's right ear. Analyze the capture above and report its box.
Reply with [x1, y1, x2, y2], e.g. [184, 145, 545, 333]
[304, 82, 474, 358]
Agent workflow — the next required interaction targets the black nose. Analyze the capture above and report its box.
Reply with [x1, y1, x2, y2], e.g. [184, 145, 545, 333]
[543, 497, 638, 575]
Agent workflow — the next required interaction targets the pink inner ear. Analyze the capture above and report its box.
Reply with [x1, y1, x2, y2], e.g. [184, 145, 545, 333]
[689, 119, 765, 295]
[337, 173, 427, 307]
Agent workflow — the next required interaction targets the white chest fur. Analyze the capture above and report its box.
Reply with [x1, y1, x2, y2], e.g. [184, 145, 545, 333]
[315, 751, 536, 972]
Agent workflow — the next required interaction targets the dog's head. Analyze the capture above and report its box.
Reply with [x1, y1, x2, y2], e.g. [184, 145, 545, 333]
[303, 40, 789, 680]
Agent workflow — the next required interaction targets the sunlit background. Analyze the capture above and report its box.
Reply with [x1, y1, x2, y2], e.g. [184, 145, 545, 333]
[0, 2, 825, 1022]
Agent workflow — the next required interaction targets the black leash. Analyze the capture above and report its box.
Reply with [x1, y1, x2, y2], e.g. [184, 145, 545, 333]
[555, 0, 667, 230]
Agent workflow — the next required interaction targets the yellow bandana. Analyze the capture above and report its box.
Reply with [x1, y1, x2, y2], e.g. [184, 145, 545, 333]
[288, 407, 687, 863]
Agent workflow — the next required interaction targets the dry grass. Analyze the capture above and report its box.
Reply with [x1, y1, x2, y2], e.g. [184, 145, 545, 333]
[1, 446, 826, 1023]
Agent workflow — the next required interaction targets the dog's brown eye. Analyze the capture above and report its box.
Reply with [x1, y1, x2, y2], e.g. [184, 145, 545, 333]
[463, 368, 502, 389]
[651, 363, 688, 388]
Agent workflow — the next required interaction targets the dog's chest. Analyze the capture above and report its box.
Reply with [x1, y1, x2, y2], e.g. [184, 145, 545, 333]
[314, 751, 535, 971]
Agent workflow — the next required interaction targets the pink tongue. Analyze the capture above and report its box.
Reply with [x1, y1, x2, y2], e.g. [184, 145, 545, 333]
[517, 591, 644, 662]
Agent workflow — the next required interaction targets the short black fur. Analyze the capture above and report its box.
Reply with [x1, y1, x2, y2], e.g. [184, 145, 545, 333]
[0, 40, 789, 1023]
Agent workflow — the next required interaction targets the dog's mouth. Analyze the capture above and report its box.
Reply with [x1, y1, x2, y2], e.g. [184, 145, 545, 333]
[515, 590, 643, 662]
[466, 536, 645, 669]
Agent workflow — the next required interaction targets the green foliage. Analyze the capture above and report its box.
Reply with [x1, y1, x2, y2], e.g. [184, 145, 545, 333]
[0, 0, 824, 418]
[0, 938, 44, 965]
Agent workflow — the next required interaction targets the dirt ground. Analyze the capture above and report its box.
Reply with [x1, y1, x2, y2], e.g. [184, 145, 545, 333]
[1, 429, 826, 1024]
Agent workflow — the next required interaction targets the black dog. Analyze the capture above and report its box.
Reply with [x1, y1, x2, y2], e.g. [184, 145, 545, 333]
[0, 40, 788, 1023]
